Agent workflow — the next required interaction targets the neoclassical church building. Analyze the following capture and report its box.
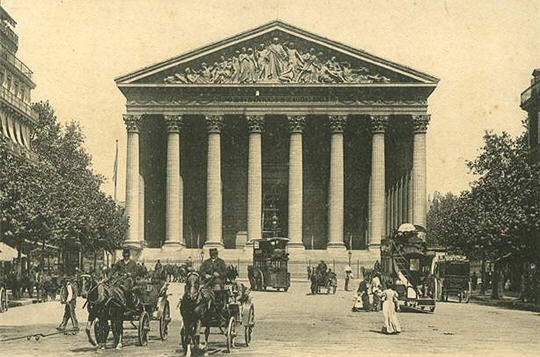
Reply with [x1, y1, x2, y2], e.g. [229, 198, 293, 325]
[115, 21, 437, 264]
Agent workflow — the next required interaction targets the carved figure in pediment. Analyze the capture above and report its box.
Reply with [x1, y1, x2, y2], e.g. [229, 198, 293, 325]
[256, 43, 269, 80]
[323, 56, 346, 83]
[199, 62, 214, 83]
[266, 37, 288, 81]
[367, 73, 391, 83]
[341, 62, 370, 83]
[231, 50, 241, 82]
[239, 47, 257, 83]
[278, 42, 304, 82]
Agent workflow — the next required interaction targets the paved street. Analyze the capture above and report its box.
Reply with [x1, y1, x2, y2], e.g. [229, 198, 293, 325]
[0, 281, 539, 357]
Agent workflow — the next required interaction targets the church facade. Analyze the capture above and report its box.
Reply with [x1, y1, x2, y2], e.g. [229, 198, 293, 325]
[115, 21, 438, 262]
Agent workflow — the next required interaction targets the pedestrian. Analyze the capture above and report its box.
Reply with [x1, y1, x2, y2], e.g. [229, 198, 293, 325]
[56, 276, 79, 331]
[307, 266, 312, 281]
[381, 281, 401, 335]
[344, 266, 353, 291]
[471, 272, 477, 290]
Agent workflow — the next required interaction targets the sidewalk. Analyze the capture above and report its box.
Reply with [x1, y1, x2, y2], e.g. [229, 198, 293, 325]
[470, 293, 540, 312]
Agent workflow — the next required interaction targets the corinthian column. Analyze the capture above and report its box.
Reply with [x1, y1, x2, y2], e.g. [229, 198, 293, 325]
[287, 115, 306, 249]
[139, 174, 145, 244]
[205, 115, 224, 249]
[123, 114, 142, 248]
[369, 115, 388, 249]
[246, 115, 264, 244]
[412, 114, 430, 228]
[327, 115, 347, 249]
[164, 115, 183, 247]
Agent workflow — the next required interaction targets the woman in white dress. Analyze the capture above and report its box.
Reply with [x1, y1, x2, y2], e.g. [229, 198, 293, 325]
[381, 283, 402, 334]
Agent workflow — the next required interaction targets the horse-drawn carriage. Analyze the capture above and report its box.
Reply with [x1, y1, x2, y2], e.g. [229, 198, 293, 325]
[248, 237, 290, 292]
[82, 273, 171, 348]
[180, 273, 255, 354]
[310, 265, 338, 295]
[433, 255, 471, 303]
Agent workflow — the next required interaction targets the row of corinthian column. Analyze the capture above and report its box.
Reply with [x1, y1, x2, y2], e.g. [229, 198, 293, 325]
[122, 113, 430, 250]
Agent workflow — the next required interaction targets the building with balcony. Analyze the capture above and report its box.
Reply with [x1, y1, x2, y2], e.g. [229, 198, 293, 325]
[0, 5, 37, 159]
[521, 69, 540, 163]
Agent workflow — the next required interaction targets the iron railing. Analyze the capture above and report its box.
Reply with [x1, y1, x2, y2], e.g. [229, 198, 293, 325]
[0, 45, 32, 80]
[521, 80, 540, 106]
[0, 86, 37, 120]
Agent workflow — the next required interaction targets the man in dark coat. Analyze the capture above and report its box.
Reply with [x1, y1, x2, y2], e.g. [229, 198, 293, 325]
[111, 249, 138, 277]
[199, 248, 227, 290]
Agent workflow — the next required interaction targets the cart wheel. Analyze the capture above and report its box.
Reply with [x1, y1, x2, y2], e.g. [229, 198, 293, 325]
[244, 305, 254, 346]
[138, 311, 150, 346]
[1, 287, 7, 312]
[159, 300, 170, 340]
[226, 316, 236, 352]
[0, 287, 5, 312]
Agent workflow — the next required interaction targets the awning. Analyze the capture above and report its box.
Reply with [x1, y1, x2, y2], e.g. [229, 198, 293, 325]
[0, 242, 24, 261]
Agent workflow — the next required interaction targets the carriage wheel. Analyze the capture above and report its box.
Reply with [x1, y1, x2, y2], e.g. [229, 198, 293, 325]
[226, 316, 236, 353]
[159, 300, 170, 340]
[244, 306, 254, 347]
[138, 311, 150, 346]
[0, 287, 5, 312]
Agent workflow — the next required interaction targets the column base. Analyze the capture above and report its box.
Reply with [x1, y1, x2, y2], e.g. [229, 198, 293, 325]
[326, 242, 347, 250]
[123, 240, 143, 250]
[162, 241, 183, 249]
[368, 243, 381, 252]
[287, 242, 306, 249]
[203, 241, 224, 250]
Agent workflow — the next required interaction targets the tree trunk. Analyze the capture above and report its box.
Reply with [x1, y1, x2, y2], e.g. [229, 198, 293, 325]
[491, 261, 504, 299]
[480, 259, 486, 295]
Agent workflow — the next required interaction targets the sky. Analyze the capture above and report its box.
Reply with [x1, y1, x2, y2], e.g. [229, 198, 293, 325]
[3, 0, 538, 200]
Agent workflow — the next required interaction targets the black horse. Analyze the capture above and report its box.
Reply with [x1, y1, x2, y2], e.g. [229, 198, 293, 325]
[179, 272, 215, 356]
[81, 274, 138, 350]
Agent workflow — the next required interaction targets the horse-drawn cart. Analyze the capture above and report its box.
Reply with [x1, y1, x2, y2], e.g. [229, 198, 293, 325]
[128, 280, 171, 346]
[180, 276, 255, 354]
[434, 256, 471, 303]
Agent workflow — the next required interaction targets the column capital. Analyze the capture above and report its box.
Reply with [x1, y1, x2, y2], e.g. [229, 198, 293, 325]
[123, 114, 142, 133]
[329, 115, 348, 133]
[412, 114, 431, 133]
[246, 115, 265, 133]
[205, 114, 224, 133]
[164, 115, 183, 133]
[287, 115, 306, 133]
[370, 115, 389, 134]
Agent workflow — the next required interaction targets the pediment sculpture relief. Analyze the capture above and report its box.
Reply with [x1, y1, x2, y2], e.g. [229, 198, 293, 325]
[163, 37, 391, 85]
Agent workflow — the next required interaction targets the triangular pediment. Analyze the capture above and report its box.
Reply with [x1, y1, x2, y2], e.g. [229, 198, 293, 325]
[116, 21, 438, 86]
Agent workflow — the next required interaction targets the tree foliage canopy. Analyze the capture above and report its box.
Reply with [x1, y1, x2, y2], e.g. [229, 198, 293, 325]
[428, 129, 539, 263]
[0, 101, 127, 261]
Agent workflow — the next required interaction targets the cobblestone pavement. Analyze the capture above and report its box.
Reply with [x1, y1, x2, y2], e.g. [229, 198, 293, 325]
[0, 281, 539, 357]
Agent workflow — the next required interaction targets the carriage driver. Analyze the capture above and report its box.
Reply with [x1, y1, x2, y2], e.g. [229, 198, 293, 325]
[111, 248, 138, 277]
[199, 248, 227, 291]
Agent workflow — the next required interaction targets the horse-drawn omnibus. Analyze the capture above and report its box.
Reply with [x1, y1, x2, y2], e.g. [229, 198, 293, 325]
[433, 255, 471, 303]
[248, 237, 290, 292]
[381, 224, 436, 313]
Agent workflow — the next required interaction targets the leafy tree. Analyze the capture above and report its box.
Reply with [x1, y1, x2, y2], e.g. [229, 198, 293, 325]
[0, 101, 127, 274]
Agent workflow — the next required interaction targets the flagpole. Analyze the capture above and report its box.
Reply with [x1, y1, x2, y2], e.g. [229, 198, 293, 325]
[113, 139, 119, 202]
